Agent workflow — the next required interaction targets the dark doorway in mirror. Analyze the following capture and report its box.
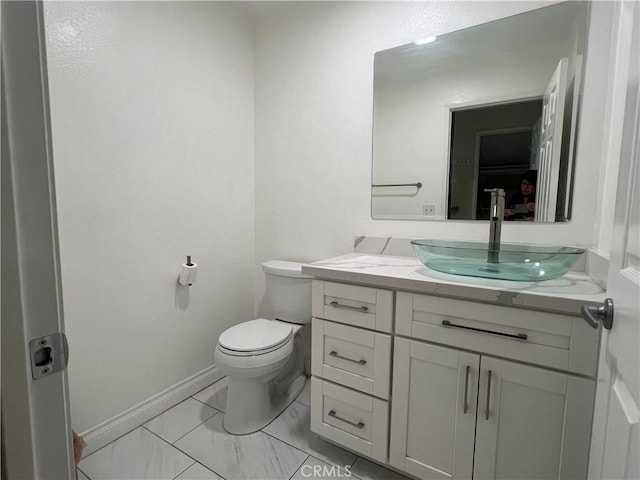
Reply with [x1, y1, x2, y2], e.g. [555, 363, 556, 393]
[476, 129, 535, 220]
[448, 99, 543, 220]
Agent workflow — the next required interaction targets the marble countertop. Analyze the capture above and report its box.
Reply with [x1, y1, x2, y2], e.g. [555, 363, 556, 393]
[302, 253, 606, 316]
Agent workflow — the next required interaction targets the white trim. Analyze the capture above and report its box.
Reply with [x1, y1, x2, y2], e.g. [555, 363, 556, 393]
[613, 375, 640, 425]
[446, 92, 543, 113]
[2, 2, 75, 477]
[80, 365, 223, 456]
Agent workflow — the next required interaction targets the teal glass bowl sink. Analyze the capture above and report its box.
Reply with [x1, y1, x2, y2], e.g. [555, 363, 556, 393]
[411, 240, 585, 282]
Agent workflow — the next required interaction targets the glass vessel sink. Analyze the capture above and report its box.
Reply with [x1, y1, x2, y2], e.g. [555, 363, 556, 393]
[411, 240, 585, 282]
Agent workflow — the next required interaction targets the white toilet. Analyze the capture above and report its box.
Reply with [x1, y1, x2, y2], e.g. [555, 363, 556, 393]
[214, 260, 312, 434]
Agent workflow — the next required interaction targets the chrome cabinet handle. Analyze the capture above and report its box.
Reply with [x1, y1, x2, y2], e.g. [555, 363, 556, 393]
[463, 365, 470, 414]
[442, 320, 528, 341]
[486, 370, 492, 421]
[329, 301, 369, 313]
[329, 351, 367, 365]
[328, 410, 365, 429]
[581, 298, 614, 330]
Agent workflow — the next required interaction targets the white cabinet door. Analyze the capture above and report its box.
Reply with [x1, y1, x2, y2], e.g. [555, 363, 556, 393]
[389, 338, 479, 479]
[474, 357, 595, 480]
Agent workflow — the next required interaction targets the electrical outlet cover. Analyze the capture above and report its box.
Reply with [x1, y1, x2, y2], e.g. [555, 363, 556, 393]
[423, 204, 436, 216]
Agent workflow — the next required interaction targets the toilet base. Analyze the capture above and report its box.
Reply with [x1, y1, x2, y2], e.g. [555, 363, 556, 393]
[222, 374, 306, 435]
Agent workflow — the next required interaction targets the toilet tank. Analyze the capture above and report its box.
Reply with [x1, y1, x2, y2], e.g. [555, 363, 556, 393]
[263, 260, 312, 324]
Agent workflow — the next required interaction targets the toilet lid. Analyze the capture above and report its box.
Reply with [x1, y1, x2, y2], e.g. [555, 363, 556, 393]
[218, 318, 293, 352]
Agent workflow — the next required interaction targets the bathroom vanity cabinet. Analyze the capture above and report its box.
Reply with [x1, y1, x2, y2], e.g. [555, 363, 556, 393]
[305, 254, 603, 480]
[390, 292, 597, 479]
[390, 339, 594, 479]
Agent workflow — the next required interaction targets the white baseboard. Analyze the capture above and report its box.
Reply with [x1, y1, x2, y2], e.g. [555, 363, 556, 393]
[80, 365, 223, 456]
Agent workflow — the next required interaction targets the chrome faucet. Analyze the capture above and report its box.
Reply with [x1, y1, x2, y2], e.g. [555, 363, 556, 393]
[484, 188, 505, 263]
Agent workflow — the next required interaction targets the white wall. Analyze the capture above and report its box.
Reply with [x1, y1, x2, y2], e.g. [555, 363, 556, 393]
[44, 1, 255, 432]
[254, 1, 615, 304]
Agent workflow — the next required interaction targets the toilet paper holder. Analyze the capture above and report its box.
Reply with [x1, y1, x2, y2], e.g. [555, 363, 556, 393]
[179, 255, 198, 286]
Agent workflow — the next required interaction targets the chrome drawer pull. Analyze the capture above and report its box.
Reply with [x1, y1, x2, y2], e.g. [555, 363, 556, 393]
[329, 301, 369, 313]
[329, 350, 367, 365]
[328, 410, 365, 429]
[486, 370, 492, 421]
[463, 365, 470, 414]
[441, 320, 528, 341]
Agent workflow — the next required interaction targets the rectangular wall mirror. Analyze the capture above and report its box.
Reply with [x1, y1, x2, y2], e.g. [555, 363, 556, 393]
[371, 2, 589, 222]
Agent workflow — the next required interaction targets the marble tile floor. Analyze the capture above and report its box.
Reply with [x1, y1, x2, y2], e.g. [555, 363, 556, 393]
[77, 377, 410, 480]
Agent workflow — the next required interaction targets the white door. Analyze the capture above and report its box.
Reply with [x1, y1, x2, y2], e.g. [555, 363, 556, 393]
[389, 338, 479, 480]
[1, 1, 75, 479]
[588, 2, 640, 479]
[536, 58, 568, 222]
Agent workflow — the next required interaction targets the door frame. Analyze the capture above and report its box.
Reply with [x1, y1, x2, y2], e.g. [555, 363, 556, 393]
[446, 94, 541, 220]
[1, 1, 75, 478]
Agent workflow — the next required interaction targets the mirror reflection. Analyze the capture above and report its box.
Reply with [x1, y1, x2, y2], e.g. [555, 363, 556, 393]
[371, 2, 589, 222]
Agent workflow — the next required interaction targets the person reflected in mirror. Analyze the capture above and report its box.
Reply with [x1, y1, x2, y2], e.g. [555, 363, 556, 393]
[504, 170, 537, 221]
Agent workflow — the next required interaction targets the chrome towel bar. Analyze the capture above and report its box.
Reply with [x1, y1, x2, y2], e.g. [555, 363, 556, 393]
[372, 182, 422, 188]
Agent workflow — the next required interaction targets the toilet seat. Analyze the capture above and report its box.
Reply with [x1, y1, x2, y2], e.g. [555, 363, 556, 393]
[218, 318, 293, 356]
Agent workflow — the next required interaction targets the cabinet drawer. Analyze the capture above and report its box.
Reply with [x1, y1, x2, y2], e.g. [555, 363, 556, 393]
[311, 318, 391, 399]
[312, 280, 393, 332]
[310, 377, 389, 463]
[396, 292, 600, 377]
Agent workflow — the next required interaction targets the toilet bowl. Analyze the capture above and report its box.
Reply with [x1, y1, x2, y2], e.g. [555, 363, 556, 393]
[215, 260, 311, 434]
